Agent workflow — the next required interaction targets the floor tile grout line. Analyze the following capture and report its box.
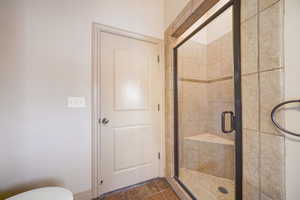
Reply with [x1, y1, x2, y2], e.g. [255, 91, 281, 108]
[99, 178, 176, 200]
[147, 188, 173, 200]
[146, 179, 174, 200]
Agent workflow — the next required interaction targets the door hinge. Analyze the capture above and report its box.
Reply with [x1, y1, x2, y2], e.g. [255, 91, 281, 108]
[158, 152, 161, 160]
[157, 104, 160, 111]
[157, 55, 160, 63]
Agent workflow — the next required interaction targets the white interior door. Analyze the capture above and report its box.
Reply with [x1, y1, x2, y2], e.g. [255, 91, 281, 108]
[99, 31, 162, 194]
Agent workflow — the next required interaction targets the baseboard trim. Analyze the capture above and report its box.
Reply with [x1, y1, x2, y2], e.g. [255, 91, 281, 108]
[74, 190, 93, 200]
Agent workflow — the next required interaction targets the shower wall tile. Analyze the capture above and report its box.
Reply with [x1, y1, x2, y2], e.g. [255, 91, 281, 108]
[221, 79, 234, 103]
[259, 0, 280, 11]
[259, 2, 283, 71]
[207, 82, 222, 102]
[207, 38, 221, 63]
[179, 41, 207, 80]
[179, 58, 206, 80]
[179, 40, 201, 60]
[242, 74, 259, 130]
[243, 182, 260, 200]
[207, 32, 233, 80]
[243, 130, 260, 187]
[180, 82, 208, 136]
[260, 133, 285, 200]
[260, 69, 284, 135]
[206, 33, 235, 137]
[181, 120, 207, 137]
[261, 193, 273, 200]
[241, 0, 258, 22]
[206, 120, 217, 134]
[221, 32, 234, 77]
[198, 43, 207, 67]
[207, 39, 221, 80]
[208, 101, 221, 121]
[241, 16, 258, 75]
[208, 62, 221, 80]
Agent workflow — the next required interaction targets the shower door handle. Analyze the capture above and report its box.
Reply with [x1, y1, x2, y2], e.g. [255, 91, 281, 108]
[221, 111, 235, 133]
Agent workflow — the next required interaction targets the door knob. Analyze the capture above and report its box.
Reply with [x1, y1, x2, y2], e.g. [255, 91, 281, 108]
[101, 118, 110, 125]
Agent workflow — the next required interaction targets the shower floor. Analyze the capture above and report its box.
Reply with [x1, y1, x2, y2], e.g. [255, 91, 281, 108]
[179, 168, 234, 200]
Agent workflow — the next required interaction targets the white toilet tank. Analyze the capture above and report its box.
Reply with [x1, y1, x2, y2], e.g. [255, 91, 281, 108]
[6, 187, 73, 200]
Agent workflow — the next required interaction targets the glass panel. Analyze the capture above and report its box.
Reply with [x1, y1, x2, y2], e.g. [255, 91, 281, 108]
[176, 5, 235, 200]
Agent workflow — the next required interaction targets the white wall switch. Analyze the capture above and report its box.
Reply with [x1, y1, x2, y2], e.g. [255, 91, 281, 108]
[67, 97, 86, 108]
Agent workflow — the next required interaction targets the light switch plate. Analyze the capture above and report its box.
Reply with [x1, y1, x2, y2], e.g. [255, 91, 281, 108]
[67, 97, 86, 108]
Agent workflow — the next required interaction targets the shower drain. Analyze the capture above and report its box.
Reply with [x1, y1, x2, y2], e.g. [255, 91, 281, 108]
[218, 186, 228, 194]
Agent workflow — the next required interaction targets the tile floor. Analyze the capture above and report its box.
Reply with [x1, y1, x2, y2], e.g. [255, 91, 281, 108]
[179, 168, 234, 200]
[97, 178, 180, 200]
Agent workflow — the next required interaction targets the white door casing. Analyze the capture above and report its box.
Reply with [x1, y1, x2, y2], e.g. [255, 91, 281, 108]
[92, 24, 164, 196]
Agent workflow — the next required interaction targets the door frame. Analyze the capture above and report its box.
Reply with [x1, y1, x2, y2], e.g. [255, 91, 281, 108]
[91, 23, 165, 198]
[166, 0, 242, 199]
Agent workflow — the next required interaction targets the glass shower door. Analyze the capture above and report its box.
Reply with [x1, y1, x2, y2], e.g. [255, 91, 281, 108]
[174, 3, 240, 200]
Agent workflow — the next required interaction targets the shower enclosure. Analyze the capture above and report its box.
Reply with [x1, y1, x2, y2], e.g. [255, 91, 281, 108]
[173, 0, 242, 200]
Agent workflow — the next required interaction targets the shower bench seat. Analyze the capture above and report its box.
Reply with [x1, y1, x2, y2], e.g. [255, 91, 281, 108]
[183, 133, 234, 180]
[184, 133, 234, 145]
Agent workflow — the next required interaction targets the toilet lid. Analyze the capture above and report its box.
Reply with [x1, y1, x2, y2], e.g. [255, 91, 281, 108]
[6, 187, 73, 200]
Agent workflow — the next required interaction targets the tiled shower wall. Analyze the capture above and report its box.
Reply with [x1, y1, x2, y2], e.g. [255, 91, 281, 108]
[206, 32, 234, 138]
[178, 40, 208, 138]
[164, 0, 285, 199]
[178, 32, 235, 140]
[241, 0, 285, 200]
[178, 31, 235, 183]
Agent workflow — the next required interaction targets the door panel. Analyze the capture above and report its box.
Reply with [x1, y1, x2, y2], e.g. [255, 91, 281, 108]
[114, 126, 152, 171]
[114, 49, 149, 111]
[99, 31, 160, 194]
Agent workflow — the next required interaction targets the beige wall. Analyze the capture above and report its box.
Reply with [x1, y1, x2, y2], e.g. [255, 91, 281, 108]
[284, 0, 300, 199]
[0, 0, 164, 197]
[164, 0, 189, 28]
